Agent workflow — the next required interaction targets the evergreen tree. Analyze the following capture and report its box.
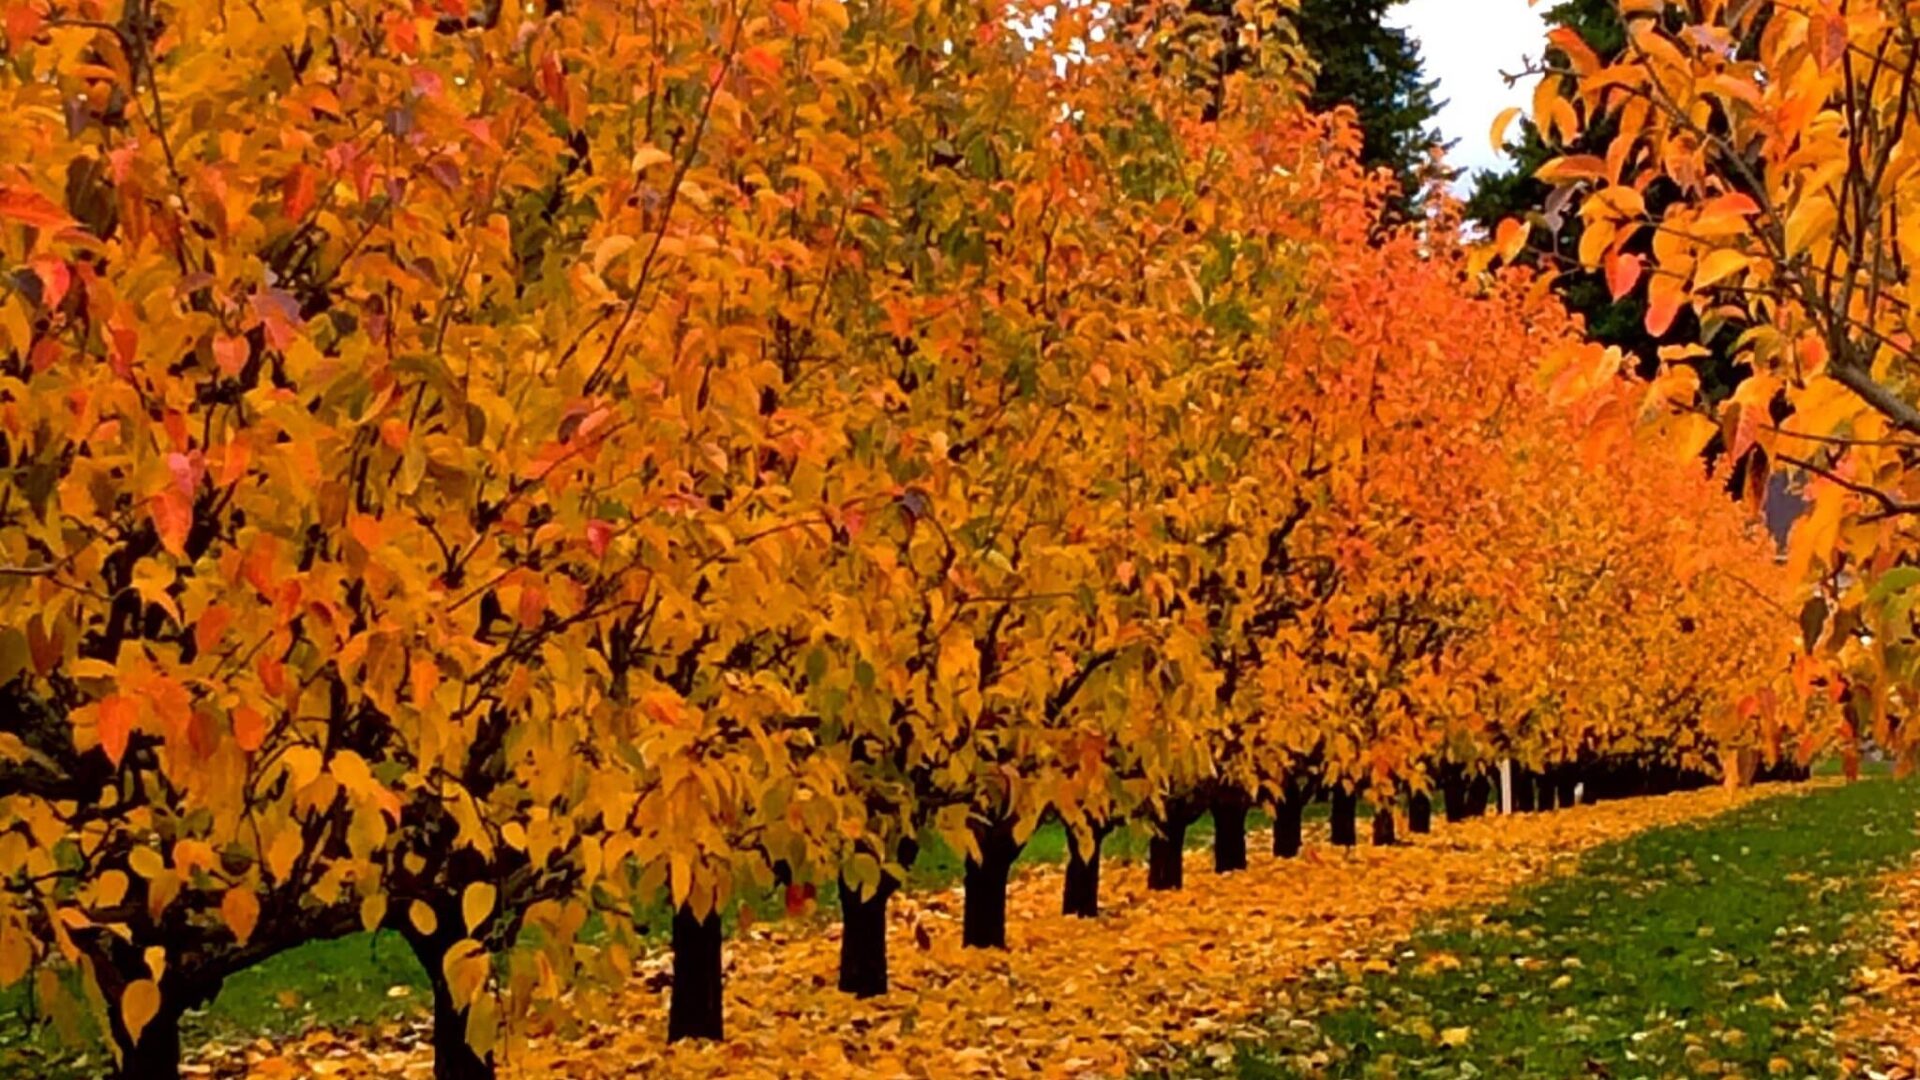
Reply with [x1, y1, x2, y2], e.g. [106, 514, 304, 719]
[1181, 0, 1446, 211]
[1292, 0, 1450, 210]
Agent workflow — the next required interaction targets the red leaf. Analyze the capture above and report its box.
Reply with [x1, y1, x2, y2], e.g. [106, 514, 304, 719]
[213, 334, 250, 376]
[166, 451, 203, 498]
[1811, 12, 1847, 71]
[99, 695, 137, 766]
[1606, 253, 1643, 301]
[109, 321, 138, 378]
[30, 256, 71, 308]
[4, 4, 46, 49]
[586, 519, 612, 558]
[742, 46, 781, 78]
[0, 186, 76, 231]
[281, 165, 317, 222]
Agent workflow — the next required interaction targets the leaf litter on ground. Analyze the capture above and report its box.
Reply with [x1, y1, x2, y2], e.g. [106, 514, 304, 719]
[194, 785, 1800, 1078]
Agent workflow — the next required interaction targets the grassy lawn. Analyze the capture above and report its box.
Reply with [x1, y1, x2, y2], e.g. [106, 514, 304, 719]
[4, 804, 1343, 1076]
[1220, 776, 1920, 1079]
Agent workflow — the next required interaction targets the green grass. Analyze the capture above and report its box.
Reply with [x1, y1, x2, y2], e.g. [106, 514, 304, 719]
[1218, 778, 1920, 1079]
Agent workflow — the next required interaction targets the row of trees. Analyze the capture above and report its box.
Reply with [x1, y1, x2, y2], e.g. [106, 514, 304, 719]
[0, 0, 1803, 1076]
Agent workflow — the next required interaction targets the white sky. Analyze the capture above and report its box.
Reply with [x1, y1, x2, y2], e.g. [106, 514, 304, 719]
[1388, 0, 1548, 185]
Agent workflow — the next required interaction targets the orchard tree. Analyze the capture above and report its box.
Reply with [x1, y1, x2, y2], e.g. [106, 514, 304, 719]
[1531, 0, 1918, 766]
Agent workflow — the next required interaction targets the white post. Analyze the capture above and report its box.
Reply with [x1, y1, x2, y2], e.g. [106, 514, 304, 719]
[1499, 758, 1514, 815]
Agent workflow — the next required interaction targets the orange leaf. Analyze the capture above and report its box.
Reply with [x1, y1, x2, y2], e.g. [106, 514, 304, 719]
[1645, 278, 1684, 337]
[99, 695, 137, 766]
[0, 186, 76, 230]
[231, 705, 268, 753]
[1495, 218, 1531, 263]
[221, 888, 260, 944]
[152, 487, 193, 557]
[1607, 253, 1643, 300]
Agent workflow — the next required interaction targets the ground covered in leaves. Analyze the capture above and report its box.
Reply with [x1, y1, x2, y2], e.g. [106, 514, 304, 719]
[163, 785, 1811, 1079]
[1843, 843, 1920, 1079]
[1225, 777, 1920, 1080]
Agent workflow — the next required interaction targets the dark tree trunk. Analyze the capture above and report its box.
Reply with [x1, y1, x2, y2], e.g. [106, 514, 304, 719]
[962, 820, 1022, 949]
[668, 905, 724, 1042]
[1330, 788, 1358, 847]
[1212, 791, 1251, 873]
[1555, 771, 1578, 809]
[1062, 825, 1107, 918]
[1466, 773, 1492, 817]
[1539, 773, 1559, 811]
[111, 1005, 183, 1080]
[1147, 817, 1187, 891]
[837, 873, 900, 997]
[1408, 792, 1432, 834]
[1511, 768, 1537, 813]
[1371, 806, 1397, 846]
[1272, 791, 1305, 858]
[403, 927, 499, 1075]
[1580, 770, 1600, 805]
[1441, 768, 1470, 823]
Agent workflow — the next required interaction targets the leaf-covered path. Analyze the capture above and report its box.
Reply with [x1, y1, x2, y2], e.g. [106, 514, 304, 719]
[196, 785, 1802, 1078]
[1229, 777, 1920, 1079]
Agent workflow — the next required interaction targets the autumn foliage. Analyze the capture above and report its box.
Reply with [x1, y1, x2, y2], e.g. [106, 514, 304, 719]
[1509, 0, 1920, 773]
[0, 0, 1800, 1076]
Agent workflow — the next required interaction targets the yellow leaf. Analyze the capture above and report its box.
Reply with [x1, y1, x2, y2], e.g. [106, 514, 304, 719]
[360, 894, 388, 933]
[128, 847, 164, 880]
[329, 750, 373, 794]
[670, 850, 692, 908]
[96, 870, 129, 908]
[1489, 106, 1522, 153]
[120, 979, 161, 1049]
[1785, 196, 1837, 256]
[462, 882, 496, 934]
[441, 939, 489, 1010]
[265, 829, 302, 883]
[1440, 1026, 1472, 1048]
[409, 900, 438, 937]
[1693, 248, 1751, 290]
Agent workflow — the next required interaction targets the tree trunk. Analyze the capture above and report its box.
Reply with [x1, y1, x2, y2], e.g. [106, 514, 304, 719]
[111, 1004, 183, 1080]
[1511, 768, 1537, 813]
[1212, 791, 1251, 873]
[1466, 773, 1492, 817]
[1147, 817, 1186, 891]
[402, 929, 498, 1076]
[1330, 788, 1358, 847]
[668, 905, 724, 1042]
[1555, 771, 1578, 809]
[1272, 791, 1305, 858]
[1539, 772, 1559, 811]
[1580, 770, 1599, 805]
[1408, 792, 1432, 834]
[1062, 825, 1106, 918]
[1441, 768, 1469, 823]
[962, 820, 1022, 949]
[1371, 806, 1397, 846]
[837, 873, 899, 997]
